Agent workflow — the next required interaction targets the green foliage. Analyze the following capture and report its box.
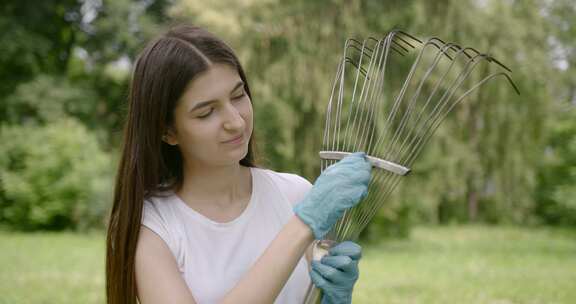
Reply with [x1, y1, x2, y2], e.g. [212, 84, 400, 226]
[4, 75, 99, 126]
[173, 0, 574, 236]
[532, 0, 576, 226]
[536, 107, 576, 225]
[0, 119, 112, 231]
[0, 0, 168, 231]
[0, 0, 84, 126]
[0, 0, 575, 234]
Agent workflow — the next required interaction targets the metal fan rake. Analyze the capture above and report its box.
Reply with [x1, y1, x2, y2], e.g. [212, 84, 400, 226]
[303, 29, 519, 304]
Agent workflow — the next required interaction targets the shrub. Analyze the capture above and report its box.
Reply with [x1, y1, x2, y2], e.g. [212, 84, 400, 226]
[0, 118, 113, 231]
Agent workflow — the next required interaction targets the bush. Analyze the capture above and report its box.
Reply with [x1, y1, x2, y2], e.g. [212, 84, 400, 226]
[0, 118, 113, 231]
[535, 107, 576, 226]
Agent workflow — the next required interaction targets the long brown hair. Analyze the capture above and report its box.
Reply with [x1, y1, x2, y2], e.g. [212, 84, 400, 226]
[105, 24, 256, 304]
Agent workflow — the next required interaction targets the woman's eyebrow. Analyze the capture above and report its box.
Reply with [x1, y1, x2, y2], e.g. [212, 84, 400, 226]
[188, 81, 245, 113]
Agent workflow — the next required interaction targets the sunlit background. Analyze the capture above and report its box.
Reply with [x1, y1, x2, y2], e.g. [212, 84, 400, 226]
[1, 0, 575, 303]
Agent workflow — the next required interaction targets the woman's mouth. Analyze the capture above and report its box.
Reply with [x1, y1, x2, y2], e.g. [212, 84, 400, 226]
[222, 134, 244, 145]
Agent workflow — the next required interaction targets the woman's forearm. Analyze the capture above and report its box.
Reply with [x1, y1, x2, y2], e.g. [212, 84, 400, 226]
[221, 215, 314, 304]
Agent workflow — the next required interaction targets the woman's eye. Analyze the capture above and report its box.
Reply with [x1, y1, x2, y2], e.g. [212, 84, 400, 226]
[233, 93, 246, 100]
[197, 108, 213, 118]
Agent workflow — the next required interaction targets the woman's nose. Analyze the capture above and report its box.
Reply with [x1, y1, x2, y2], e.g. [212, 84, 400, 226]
[222, 104, 245, 131]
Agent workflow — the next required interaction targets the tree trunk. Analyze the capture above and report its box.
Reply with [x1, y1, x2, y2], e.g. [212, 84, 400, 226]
[467, 180, 478, 221]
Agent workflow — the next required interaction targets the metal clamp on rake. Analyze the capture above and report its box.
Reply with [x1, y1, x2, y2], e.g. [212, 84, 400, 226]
[319, 151, 411, 176]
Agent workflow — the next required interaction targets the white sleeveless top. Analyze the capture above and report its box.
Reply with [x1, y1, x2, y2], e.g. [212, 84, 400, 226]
[141, 167, 313, 304]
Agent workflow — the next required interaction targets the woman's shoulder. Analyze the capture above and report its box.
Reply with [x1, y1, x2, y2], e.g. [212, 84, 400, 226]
[141, 190, 184, 270]
[253, 167, 311, 187]
[252, 167, 312, 205]
[142, 191, 179, 220]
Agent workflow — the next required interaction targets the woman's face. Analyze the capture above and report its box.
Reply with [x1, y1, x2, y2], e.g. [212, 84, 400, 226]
[165, 63, 253, 167]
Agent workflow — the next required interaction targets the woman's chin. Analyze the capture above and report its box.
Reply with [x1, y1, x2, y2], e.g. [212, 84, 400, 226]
[190, 145, 249, 167]
[219, 147, 249, 165]
[233, 147, 249, 162]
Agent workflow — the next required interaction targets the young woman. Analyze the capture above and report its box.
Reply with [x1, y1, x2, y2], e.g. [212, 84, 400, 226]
[105, 24, 372, 304]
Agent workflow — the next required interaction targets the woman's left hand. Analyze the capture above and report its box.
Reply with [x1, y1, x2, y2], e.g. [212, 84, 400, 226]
[310, 241, 362, 304]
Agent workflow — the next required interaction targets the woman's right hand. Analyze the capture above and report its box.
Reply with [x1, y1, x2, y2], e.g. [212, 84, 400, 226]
[293, 152, 372, 239]
[310, 241, 362, 304]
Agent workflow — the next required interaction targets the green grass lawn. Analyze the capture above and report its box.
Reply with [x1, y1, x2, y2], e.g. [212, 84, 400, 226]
[355, 226, 576, 303]
[0, 230, 105, 304]
[0, 225, 574, 303]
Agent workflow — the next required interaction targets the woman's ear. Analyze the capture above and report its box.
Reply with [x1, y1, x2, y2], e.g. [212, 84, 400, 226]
[162, 128, 178, 146]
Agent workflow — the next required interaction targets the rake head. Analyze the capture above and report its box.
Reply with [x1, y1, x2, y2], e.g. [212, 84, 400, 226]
[320, 30, 519, 242]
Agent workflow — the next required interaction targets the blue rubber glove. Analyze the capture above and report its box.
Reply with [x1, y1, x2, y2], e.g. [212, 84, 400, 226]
[310, 241, 362, 304]
[294, 152, 371, 239]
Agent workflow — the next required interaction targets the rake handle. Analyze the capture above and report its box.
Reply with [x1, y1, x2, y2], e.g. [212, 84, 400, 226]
[303, 240, 336, 304]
